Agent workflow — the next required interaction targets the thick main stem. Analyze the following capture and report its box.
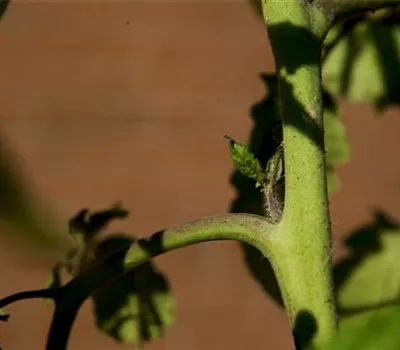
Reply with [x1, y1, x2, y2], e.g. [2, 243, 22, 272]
[276, 65, 337, 348]
[261, 1, 337, 348]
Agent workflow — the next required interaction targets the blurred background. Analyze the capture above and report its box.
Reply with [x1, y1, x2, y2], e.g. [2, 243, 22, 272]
[0, 1, 399, 349]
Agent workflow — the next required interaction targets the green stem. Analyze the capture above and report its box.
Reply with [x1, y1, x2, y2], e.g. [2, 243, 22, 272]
[47, 213, 277, 350]
[72, 214, 274, 296]
[261, 0, 336, 348]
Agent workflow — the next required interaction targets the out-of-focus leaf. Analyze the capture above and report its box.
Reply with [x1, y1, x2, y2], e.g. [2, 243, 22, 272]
[46, 204, 175, 345]
[93, 236, 175, 344]
[329, 211, 400, 349]
[0, 1, 9, 17]
[68, 203, 128, 245]
[319, 306, 400, 350]
[324, 211, 400, 349]
[0, 135, 65, 251]
[334, 211, 400, 309]
[323, 15, 400, 111]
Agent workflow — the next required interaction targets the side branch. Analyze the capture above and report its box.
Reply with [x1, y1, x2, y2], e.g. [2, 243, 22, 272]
[0, 288, 59, 310]
[46, 213, 277, 350]
[67, 213, 274, 296]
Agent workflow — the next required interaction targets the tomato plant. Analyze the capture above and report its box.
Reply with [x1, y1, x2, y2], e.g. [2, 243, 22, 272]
[1, 1, 400, 349]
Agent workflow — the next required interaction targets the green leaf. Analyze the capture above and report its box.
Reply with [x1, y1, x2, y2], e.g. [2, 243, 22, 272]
[323, 14, 400, 111]
[324, 211, 400, 349]
[225, 135, 266, 187]
[320, 306, 400, 350]
[92, 236, 175, 344]
[334, 211, 400, 310]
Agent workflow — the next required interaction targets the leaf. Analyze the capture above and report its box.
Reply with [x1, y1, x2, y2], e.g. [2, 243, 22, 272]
[334, 211, 400, 310]
[323, 211, 400, 349]
[47, 204, 130, 284]
[0, 136, 64, 251]
[323, 91, 350, 193]
[323, 14, 400, 111]
[92, 236, 175, 344]
[320, 305, 400, 350]
[68, 202, 128, 245]
[46, 205, 175, 345]
[0, 1, 9, 18]
[225, 135, 266, 187]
